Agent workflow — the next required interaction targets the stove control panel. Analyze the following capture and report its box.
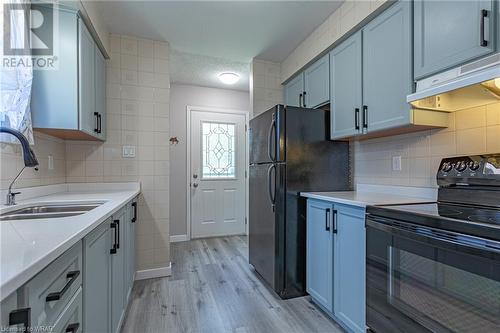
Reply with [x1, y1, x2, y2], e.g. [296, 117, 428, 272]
[437, 154, 500, 186]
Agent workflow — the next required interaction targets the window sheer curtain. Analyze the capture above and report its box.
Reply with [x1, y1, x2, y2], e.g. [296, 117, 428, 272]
[0, 0, 34, 144]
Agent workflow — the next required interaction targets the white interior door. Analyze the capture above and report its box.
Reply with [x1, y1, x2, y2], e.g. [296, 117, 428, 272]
[190, 110, 246, 238]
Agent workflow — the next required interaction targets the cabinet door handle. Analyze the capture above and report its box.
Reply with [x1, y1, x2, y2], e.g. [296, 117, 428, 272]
[93, 112, 99, 133]
[299, 93, 303, 107]
[355, 108, 360, 130]
[480, 9, 488, 47]
[363, 105, 368, 129]
[45, 271, 80, 302]
[332, 209, 338, 234]
[116, 219, 120, 249]
[9, 308, 30, 329]
[110, 221, 117, 254]
[325, 208, 330, 231]
[65, 323, 80, 333]
[303, 91, 307, 107]
[131, 202, 137, 223]
[97, 114, 102, 134]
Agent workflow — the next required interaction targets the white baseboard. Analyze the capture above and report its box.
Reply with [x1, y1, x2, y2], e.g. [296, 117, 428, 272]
[170, 234, 188, 243]
[135, 263, 171, 280]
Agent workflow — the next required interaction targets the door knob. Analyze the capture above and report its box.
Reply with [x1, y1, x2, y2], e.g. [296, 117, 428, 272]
[193, 183, 198, 188]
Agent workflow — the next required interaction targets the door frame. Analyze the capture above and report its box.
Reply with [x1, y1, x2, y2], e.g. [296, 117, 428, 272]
[186, 105, 249, 240]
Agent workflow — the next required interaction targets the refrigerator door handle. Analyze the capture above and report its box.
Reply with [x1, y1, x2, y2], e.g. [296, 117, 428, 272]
[267, 115, 276, 162]
[267, 164, 276, 211]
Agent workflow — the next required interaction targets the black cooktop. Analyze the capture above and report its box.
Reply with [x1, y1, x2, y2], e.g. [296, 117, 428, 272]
[367, 202, 500, 241]
[381, 202, 500, 225]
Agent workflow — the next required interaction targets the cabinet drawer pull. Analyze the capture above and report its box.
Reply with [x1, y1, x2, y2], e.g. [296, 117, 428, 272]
[9, 308, 30, 329]
[355, 108, 360, 130]
[325, 208, 330, 231]
[110, 221, 117, 254]
[65, 323, 80, 333]
[131, 202, 137, 223]
[332, 209, 338, 234]
[480, 9, 488, 47]
[45, 271, 80, 302]
[362, 105, 368, 129]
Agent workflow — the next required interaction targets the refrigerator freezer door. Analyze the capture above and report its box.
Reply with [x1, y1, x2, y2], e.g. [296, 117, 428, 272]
[249, 105, 285, 164]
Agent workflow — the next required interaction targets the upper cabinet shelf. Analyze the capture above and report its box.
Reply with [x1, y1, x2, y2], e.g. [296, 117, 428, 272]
[31, 6, 106, 141]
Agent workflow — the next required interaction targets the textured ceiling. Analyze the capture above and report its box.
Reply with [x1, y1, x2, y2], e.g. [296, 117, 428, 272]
[96, 1, 343, 91]
[170, 49, 250, 91]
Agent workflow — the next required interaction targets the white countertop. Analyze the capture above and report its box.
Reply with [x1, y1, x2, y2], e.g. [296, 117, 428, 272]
[301, 191, 433, 208]
[0, 183, 140, 301]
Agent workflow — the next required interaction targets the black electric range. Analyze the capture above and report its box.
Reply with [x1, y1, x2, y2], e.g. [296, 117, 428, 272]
[365, 154, 500, 333]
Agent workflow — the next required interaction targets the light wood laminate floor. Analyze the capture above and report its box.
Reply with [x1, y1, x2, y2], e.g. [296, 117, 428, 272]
[121, 236, 344, 333]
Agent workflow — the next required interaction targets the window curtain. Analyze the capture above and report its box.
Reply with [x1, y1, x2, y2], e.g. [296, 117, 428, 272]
[0, 0, 34, 144]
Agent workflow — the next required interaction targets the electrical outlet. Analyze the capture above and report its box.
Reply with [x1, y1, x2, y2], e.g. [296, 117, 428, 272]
[122, 146, 136, 158]
[392, 155, 402, 171]
[48, 155, 54, 170]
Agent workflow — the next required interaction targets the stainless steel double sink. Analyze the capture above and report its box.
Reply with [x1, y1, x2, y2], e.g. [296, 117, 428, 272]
[0, 202, 104, 221]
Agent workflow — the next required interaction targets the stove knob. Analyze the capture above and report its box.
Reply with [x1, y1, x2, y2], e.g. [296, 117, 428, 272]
[469, 161, 480, 171]
[441, 162, 453, 172]
[455, 161, 467, 172]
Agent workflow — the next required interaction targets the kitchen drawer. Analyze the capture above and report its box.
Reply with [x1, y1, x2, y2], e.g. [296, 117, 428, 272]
[24, 241, 82, 328]
[52, 287, 82, 333]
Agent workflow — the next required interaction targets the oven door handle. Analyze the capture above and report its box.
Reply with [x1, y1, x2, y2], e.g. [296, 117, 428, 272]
[366, 216, 500, 257]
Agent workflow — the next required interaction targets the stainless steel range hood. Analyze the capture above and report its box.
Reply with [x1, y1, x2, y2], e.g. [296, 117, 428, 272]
[407, 53, 500, 112]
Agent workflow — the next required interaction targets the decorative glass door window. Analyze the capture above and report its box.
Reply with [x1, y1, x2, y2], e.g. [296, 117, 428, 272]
[201, 122, 236, 178]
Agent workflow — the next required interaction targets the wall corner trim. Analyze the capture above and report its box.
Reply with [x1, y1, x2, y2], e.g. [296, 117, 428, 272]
[135, 263, 172, 280]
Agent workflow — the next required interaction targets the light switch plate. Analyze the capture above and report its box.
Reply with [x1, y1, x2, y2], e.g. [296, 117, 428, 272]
[392, 155, 402, 171]
[122, 146, 136, 158]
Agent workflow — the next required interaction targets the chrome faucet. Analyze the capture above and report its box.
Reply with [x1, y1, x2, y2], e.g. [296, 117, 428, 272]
[0, 127, 39, 205]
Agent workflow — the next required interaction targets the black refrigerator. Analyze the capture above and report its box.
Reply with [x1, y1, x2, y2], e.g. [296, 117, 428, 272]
[249, 104, 350, 299]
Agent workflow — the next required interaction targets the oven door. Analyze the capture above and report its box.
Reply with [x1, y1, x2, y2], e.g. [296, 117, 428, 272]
[366, 216, 500, 333]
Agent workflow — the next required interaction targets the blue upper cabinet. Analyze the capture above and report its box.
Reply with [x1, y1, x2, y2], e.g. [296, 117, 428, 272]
[330, 31, 362, 140]
[304, 54, 330, 108]
[306, 199, 334, 313]
[31, 7, 106, 141]
[285, 74, 304, 107]
[285, 54, 330, 108]
[414, 0, 496, 79]
[362, 0, 413, 133]
[78, 19, 96, 137]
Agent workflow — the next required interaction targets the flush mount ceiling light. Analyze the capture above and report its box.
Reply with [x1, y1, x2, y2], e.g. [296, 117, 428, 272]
[218, 72, 240, 85]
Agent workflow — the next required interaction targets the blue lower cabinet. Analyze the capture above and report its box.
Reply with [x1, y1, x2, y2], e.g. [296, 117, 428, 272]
[306, 200, 366, 333]
[306, 200, 334, 312]
[333, 204, 366, 333]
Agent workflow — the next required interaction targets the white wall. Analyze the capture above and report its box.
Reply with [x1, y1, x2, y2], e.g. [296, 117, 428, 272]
[251, 59, 283, 118]
[169, 84, 250, 237]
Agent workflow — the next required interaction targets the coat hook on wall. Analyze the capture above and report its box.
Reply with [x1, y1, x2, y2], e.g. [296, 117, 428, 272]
[169, 136, 179, 145]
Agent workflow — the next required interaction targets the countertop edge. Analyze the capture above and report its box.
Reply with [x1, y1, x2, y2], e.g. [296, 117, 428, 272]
[0, 188, 140, 301]
[300, 192, 368, 208]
